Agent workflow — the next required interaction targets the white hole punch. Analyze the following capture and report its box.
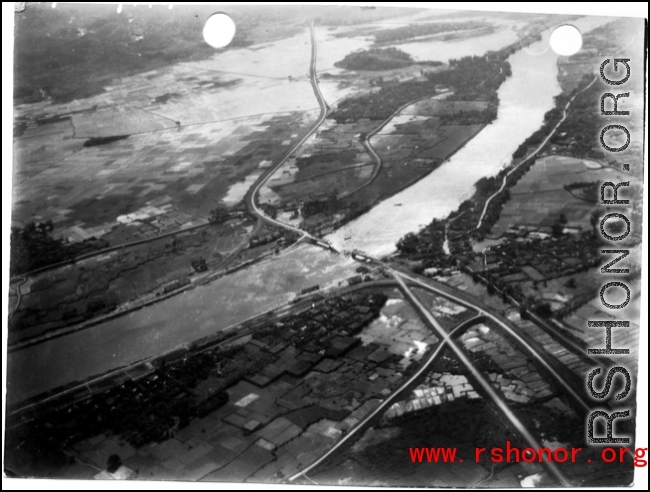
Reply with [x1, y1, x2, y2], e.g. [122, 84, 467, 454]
[550, 25, 583, 56]
[203, 13, 236, 49]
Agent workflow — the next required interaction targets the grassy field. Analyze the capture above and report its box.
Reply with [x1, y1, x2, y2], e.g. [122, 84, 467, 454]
[403, 99, 490, 117]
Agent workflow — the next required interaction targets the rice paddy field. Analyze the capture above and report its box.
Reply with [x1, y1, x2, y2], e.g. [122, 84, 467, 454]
[490, 155, 627, 237]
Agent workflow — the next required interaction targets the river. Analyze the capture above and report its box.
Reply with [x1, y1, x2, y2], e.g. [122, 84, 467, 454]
[326, 17, 615, 258]
[6, 244, 356, 405]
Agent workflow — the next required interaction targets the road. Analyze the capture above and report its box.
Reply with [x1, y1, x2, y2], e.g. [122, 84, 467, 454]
[8, 277, 27, 323]
[396, 268, 636, 468]
[475, 74, 600, 230]
[11, 21, 636, 484]
[245, 21, 330, 244]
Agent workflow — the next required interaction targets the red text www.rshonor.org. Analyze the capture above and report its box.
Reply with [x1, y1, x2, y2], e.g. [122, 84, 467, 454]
[408, 442, 648, 467]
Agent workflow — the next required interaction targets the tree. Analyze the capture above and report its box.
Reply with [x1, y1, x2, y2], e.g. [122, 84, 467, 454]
[487, 282, 496, 295]
[191, 257, 208, 272]
[107, 454, 122, 473]
[519, 305, 529, 320]
[396, 232, 419, 254]
[551, 221, 564, 237]
[559, 213, 567, 224]
[535, 302, 553, 318]
[209, 206, 229, 225]
[565, 277, 576, 289]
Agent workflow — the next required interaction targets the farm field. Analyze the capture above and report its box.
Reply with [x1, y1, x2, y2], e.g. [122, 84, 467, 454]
[557, 18, 638, 93]
[260, 118, 373, 206]
[324, 16, 620, 258]
[13, 109, 318, 245]
[254, 13, 533, 238]
[403, 98, 490, 117]
[561, 276, 642, 377]
[312, 315, 587, 486]
[508, 244, 644, 317]
[342, 108, 485, 210]
[490, 155, 627, 238]
[8, 215, 273, 343]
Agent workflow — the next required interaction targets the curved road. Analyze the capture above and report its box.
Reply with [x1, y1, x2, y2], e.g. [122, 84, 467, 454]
[246, 21, 329, 243]
[8, 277, 28, 323]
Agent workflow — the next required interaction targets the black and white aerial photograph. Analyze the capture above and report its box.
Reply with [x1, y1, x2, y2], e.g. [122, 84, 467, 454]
[3, 2, 647, 489]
